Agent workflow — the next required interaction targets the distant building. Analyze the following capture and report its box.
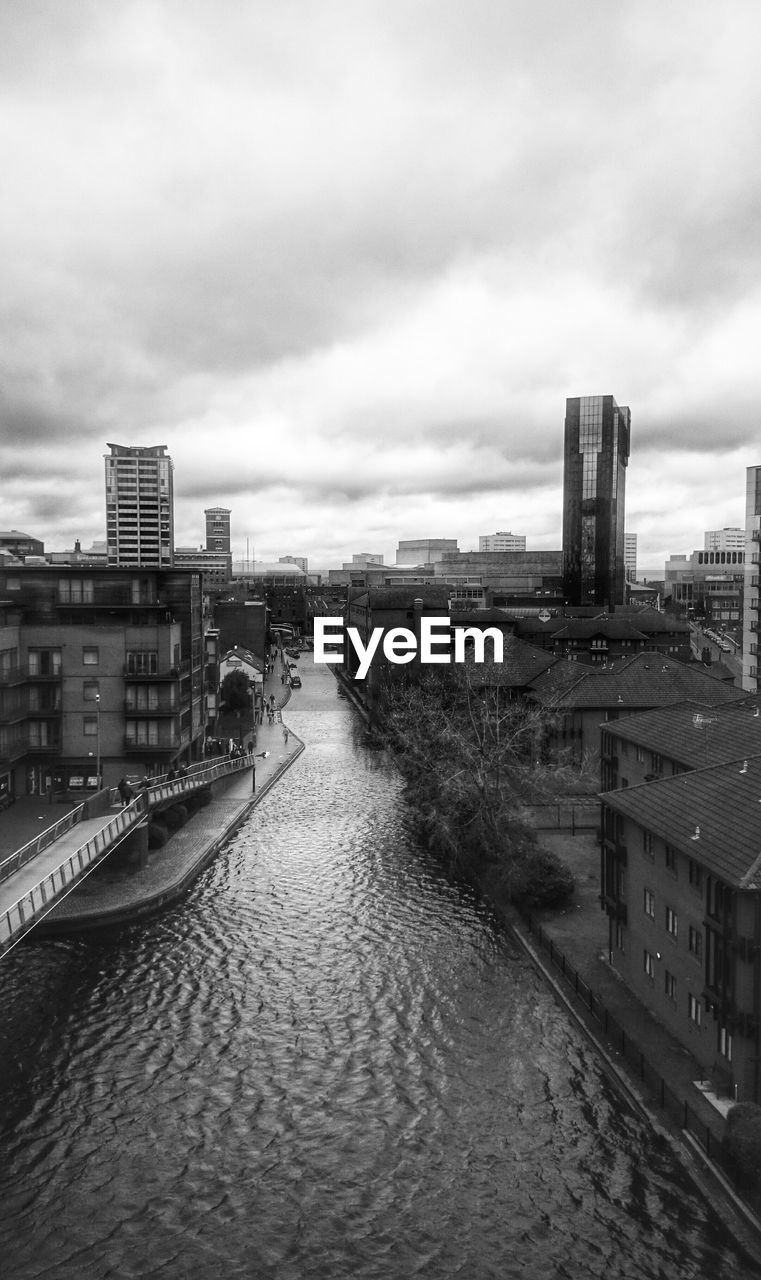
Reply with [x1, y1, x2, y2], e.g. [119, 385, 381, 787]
[279, 555, 308, 573]
[625, 533, 637, 582]
[562, 395, 631, 608]
[396, 538, 458, 565]
[0, 530, 44, 559]
[173, 546, 231, 588]
[205, 507, 231, 556]
[743, 465, 761, 693]
[664, 547, 745, 624]
[705, 527, 745, 552]
[105, 443, 174, 568]
[478, 532, 527, 553]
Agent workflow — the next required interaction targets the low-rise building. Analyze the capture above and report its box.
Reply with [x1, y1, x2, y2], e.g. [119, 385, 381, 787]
[600, 750, 761, 1102]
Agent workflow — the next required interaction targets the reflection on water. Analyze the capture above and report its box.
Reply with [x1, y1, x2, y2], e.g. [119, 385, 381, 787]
[0, 659, 757, 1279]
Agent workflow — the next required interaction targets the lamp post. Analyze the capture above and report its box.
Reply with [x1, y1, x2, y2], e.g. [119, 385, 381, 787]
[252, 750, 269, 793]
[95, 692, 101, 790]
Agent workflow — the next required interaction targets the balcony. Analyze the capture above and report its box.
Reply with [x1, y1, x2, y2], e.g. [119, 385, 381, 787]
[124, 701, 181, 718]
[124, 732, 186, 754]
[0, 665, 25, 686]
[123, 661, 189, 681]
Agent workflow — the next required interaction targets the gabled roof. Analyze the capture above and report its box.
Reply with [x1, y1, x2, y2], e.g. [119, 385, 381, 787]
[551, 618, 648, 641]
[352, 585, 451, 611]
[465, 636, 559, 689]
[602, 698, 761, 769]
[530, 652, 744, 711]
[600, 755, 761, 887]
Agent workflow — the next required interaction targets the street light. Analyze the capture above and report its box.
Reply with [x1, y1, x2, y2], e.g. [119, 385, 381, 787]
[252, 749, 269, 793]
[95, 692, 101, 790]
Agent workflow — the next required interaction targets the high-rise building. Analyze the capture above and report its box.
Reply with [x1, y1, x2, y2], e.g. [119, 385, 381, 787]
[478, 531, 527, 553]
[742, 465, 761, 693]
[562, 395, 631, 608]
[396, 538, 458, 565]
[624, 533, 637, 581]
[105, 444, 174, 568]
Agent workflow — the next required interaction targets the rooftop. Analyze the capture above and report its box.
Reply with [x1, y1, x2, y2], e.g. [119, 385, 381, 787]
[601, 754, 761, 887]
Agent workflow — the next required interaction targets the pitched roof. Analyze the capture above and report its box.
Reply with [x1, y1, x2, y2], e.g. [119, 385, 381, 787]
[600, 755, 761, 887]
[603, 698, 761, 769]
[551, 618, 648, 641]
[464, 636, 559, 688]
[530, 652, 744, 711]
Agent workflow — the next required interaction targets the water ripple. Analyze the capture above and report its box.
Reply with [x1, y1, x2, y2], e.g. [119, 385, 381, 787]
[0, 659, 757, 1279]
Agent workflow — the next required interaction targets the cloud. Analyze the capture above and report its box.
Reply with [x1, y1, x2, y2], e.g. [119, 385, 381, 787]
[1, 1, 760, 568]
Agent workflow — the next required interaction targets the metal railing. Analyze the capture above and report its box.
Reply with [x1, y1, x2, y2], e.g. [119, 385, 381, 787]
[0, 752, 256, 957]
[0, 802, 88, 885]
[522, 913, 761, 1215]
[0, 796, 149, 954]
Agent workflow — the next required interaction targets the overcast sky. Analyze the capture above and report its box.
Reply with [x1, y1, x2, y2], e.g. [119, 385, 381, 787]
[1, 1, 760, 572]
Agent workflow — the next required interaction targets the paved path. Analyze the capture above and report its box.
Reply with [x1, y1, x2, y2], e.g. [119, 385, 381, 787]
[39, 651, 302, 929]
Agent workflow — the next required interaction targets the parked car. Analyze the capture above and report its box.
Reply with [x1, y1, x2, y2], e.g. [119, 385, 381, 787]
[291, 673, 302, 688]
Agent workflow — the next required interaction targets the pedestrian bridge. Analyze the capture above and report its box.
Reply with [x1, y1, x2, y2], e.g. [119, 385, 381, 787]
[0, 754, 254, 960]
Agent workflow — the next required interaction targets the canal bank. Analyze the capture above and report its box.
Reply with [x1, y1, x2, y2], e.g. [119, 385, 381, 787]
[39, 670, 304, 933]
[332, 667, 761, 1258]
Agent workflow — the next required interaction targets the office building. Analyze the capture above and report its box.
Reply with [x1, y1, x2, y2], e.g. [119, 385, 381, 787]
[625, 533, 637, 581]
[705, 528, 745, 553]
[562, 396, 631, 608]
[479, 532, 527, 554]
[105, 443, 174, 568]
[743, 465, 761, 693]
[396, 539, 458, 566]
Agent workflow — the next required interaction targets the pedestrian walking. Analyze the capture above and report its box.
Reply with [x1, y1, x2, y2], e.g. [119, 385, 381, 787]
[282, 726, 289, 745]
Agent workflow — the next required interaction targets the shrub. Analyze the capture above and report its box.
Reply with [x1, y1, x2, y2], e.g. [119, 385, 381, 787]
[507, 846, 575, 910]
[725, 1103, 761, 1186]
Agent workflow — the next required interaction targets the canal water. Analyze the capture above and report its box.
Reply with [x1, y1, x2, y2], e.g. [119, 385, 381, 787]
[0, 657, 757, 1279]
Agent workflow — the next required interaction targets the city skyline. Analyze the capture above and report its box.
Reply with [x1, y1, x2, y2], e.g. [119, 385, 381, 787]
[1, 3, 760, 569]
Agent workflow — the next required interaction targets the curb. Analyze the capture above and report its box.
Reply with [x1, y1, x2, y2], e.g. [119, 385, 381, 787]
[39, 737, 306, 933]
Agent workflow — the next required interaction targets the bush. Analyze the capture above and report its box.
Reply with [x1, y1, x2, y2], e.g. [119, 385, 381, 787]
[148, 822, 168, 849]
[507, 846, 575, 910]
[725, 1103, 761, 1186]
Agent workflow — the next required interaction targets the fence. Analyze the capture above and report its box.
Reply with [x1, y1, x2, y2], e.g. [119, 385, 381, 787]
[521, 913, 759, 1212]
[0, 802, 87, 885]
[0, 796, 149, 956]
[521, 803, 599, 833]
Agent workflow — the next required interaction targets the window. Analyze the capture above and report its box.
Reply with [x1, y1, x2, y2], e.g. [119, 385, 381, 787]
[126, 685, 160, 712]
[689, 859, 703, 894]
[642, 831, 654, 860]
[83, 681, 100, 702]
[126, 721, 159, 746]
[83, 716, 98, 736]
[615, 921, 625, 952]
[651, 752, 663, 776]
[664, 970, 677, 1002]
[83, 647, 99, 666]
[666, 906, 678, 940]
[665, 845, 677, 875]
[126, 650, 158, 676]
[28, 648, 62, 676]
[644, 950, 655, 981]
[719, 1026, 733, 1062]
[688, 994, 702, 1027]
[688, 925, 703, 963]
[636, 745, 645, 764]
[644, 888, 655, 918]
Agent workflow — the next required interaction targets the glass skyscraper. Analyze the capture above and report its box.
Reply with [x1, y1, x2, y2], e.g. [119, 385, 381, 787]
[562, 395, 631, 608]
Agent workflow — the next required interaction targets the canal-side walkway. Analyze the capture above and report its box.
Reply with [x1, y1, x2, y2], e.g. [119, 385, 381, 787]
[478, 828, 761, 1257]
[41, 660, 303, 931]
